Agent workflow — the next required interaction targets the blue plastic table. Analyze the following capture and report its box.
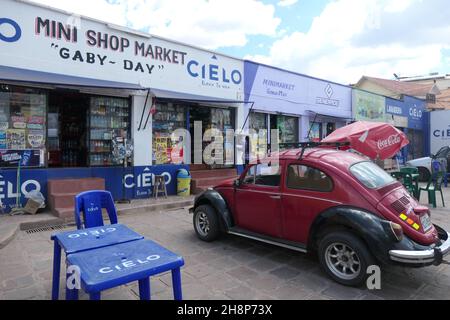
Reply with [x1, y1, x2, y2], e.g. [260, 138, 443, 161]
[51, 224, 143, 300]
[65, 239, 184, 300]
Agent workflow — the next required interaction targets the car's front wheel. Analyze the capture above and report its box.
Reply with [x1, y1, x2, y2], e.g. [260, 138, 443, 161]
[318, 231, 376, 287]
[193, 204, 221, 242]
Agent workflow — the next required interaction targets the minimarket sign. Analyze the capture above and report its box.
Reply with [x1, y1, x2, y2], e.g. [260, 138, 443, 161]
[0, 0, 243, 100]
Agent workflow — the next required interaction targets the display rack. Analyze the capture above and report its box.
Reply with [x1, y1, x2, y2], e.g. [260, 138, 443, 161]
[88, 97, 130, 167]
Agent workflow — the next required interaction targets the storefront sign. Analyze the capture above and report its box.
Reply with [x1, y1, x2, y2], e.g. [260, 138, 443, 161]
[0, 0, 243, 100]
[430, 110, 450, 154]
[0, 17, 21, 42]
[385, 96, 425, 130]
[316, 83, 339, 107]
[353, 89, 385, 122]
[261, 79, 296, 98]
[405, 96, 425, 130]
[244, 61, 351, 122]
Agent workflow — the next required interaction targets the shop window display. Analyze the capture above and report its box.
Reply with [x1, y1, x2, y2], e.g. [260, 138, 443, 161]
[249, 112, 268, 158]
[0, 85, 46, 168]
[89, 97, 130, 166]
[273, 115, 298, 144]
[152, 102, 187, 165]
[309, 122, 322, 142]
[211, 108, 234, 166]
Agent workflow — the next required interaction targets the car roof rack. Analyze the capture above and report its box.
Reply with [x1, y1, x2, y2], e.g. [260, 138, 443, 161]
[278, 142, 351, 159]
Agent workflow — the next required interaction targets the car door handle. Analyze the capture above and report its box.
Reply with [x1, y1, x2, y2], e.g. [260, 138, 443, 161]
[270, 195, 281, 199]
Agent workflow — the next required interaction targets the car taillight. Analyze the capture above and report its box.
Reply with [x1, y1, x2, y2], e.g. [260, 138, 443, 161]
[390, 222, 403, 241]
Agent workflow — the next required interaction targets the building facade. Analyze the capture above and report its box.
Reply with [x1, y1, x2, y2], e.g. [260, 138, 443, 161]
[352, 88, 427, 160]
[0, 0, 245, 212]
[243, 61, 352, 153]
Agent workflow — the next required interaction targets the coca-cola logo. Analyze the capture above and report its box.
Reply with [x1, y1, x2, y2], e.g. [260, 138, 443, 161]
[377, 134, 401, 150]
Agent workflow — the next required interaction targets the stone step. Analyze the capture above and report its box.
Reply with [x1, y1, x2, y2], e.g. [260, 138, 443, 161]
[190, 168, 237, 179]
[195, 176, 238, 188]
[47, 178, 105, 195]
[53, 208, 74, 220]
[48, 193, 76, 210]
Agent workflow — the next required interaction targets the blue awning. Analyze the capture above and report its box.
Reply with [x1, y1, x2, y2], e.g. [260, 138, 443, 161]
[0, 65, 147, 91]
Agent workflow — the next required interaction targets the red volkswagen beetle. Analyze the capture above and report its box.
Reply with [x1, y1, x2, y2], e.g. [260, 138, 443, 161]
[191, 145, 450, 286]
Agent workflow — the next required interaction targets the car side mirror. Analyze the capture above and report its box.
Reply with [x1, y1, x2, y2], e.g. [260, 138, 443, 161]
[431, 154, 435, 159]
[234, 179, 241, 188]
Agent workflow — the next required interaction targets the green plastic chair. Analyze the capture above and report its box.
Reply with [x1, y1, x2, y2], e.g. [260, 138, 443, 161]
[391, 171, 415, 196]
[400, 167, 419, 197]
[418, 171, 445, 208]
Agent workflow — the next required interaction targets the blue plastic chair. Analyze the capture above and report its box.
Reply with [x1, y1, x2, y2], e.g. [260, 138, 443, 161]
[74, 190, 118, 229]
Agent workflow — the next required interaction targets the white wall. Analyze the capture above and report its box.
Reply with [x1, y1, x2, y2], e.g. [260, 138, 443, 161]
[430, 110, 450, 154]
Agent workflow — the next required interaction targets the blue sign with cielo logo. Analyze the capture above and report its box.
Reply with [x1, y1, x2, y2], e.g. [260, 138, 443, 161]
[385, 96, 425, 130]
[0, 18, 21, 43]
[187, 55, 242, 85]
[404, 96, 425, 130]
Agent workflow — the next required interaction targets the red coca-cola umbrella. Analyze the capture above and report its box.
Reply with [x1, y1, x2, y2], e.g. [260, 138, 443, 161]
[321, 121, 409, 160]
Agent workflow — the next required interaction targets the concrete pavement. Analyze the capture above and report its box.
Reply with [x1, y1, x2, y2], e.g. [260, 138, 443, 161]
[0, 188, 450, 300]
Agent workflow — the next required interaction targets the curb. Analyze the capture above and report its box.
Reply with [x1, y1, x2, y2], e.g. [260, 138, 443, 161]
[0, 224, 19, 250]
[117, 199, 194, 216]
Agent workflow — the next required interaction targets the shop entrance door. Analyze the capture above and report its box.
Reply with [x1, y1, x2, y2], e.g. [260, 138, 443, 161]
[189, 105, 235, 169]
[48, 91, 89, 167]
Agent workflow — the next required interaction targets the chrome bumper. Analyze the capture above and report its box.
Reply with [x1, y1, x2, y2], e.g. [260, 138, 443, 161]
[389, 231, 450, 264]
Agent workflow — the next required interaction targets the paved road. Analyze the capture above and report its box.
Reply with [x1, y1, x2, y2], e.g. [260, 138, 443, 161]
[1, 185, 450, 300]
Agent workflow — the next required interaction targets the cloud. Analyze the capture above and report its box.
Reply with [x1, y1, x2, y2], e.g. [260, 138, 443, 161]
[246, 0, 450, 84]
[30, 0, 281, 50]
[277, 0, 298, 7]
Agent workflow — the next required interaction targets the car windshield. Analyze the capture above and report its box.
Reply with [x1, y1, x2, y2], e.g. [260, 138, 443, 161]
[350, 161, 396, 189]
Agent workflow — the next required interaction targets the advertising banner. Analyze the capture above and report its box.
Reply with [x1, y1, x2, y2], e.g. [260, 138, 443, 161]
[0, 149, 41, 167]
[430, 110, 450, 154]
[353, 89, 385, 122]
[404, 96, 425, 130]
[0, 0, 243, 101]
[0, 164, 189, 214]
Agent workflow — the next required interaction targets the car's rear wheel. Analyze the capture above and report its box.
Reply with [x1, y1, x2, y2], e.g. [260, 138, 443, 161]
[418, 167, 430, 182]
[193, 204, 221, 242]
[318, 231, 375, 286]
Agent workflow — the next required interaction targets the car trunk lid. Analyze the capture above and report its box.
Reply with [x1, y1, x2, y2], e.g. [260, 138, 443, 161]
[376, 188, 439, 245]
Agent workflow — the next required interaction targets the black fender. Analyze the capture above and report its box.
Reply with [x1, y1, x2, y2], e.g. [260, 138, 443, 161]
[308, 206, 401, 265]
[193, 189, 234, 230]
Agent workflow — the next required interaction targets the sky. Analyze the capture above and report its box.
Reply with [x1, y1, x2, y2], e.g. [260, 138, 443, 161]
[30, 0, 450, 85]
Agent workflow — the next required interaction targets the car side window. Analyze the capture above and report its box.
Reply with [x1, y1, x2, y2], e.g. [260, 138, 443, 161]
[286, 164, 333, 192]
[242, 163, 281, 187]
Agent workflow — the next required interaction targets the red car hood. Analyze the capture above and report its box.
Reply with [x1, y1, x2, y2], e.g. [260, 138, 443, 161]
[377, 186, 439, 245]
